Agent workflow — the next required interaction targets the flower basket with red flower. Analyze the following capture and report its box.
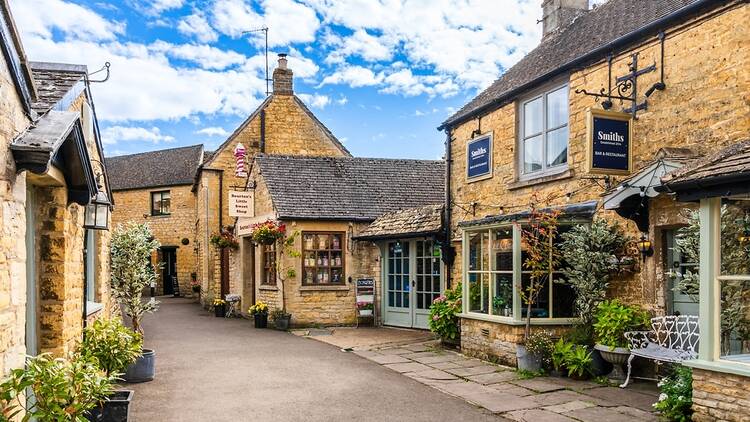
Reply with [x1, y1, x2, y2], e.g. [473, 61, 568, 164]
[251, 220, 286, 245]
[210, 228, 239, 249]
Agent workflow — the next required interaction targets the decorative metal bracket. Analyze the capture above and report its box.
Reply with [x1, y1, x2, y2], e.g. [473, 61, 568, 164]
[574, 32, 666, 119]
[87, 62, 110, 83]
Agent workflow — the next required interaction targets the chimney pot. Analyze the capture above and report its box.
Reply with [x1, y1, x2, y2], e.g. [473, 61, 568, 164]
[541, 0, 588, 40]
[278, 53, 288, 69]
[273, 53, 293, 95]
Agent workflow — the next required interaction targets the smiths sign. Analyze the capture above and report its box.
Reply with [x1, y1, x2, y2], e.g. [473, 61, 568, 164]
[587, 109, 633, 175]
[466, 134, 492, 181]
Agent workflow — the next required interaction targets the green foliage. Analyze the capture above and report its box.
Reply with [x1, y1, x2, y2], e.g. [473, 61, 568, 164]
[79, 318, 143, 377]
[525, 331, 554, 369]
[564, 345, 593, 379]
[560, 218, 633, 326]
[0, 354, 115, 421]
[552, 338, 574, 372]
[110, 222, 160, 335]
[654, 365, 693, 422]
[564, 324, 595, 346]
[593, 300, 650, 349]
[428, 284, 462, 341]
[516, 368, 545, 379]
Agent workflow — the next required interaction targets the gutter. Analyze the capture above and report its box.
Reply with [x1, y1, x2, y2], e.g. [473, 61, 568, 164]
[443, 129, 453, 286]
[657, 172, 750, 195]
[437, 0, 725, 131]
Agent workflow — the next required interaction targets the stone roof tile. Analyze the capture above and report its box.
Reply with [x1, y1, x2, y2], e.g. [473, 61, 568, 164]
[106, 144, 204, 191]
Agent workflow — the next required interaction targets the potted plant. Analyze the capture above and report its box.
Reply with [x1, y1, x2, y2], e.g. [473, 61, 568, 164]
[249, 301, 269, 328]
[270, 308, 292, 330]
[551, 338, 574, 377]
[250, 220, 286, 245]
[110, 222, 160, 383]
[210, 228, 239, 249]
[357, 301, 374, 316]
[520, 330, 553, 372]
[517, 197, 561, 369]
[428, 284, 462, 347]
[564, 345, 594, 380]
[0, 353, 115, 421]
[654, 365, 693, 422]
[593, 299, 650, 381]
[79, 318, 142, 422]
[213, 298, 226, 317]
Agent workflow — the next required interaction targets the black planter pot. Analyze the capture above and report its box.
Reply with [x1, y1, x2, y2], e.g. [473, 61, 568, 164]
[254, 313, 268, 328]
[588, 346, 614, 377]
[215, 304, 226, 317]
[86, 390, 133, 422]
[123, 349, 155, 383]
[274, 315, 291, 330]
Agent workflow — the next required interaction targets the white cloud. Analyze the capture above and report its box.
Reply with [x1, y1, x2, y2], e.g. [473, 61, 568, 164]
[325, 29, 394, 64]
[9, 0, 125, 41]
[297, 93, 330, 109]
[149, 41, 246, 70]
[102, 126, 175, 144]
[319, 65, 383, 88]
[211, 0, 320, 47]
[178, 13, 219, 43]
[149, 0, 184, 13]
[196, 127, 230, 137]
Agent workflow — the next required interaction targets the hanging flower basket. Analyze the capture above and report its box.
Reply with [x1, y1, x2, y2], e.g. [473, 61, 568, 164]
[210, 228, 239, 249]
[251, 220, 286, 245]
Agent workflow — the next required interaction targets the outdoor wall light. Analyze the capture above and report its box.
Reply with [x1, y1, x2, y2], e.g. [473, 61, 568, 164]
[637, 236, 653, 259]
[84, 190, 110, 230]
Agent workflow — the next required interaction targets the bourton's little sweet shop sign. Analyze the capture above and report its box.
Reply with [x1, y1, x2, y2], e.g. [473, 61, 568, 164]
[587, 109, 633, 175]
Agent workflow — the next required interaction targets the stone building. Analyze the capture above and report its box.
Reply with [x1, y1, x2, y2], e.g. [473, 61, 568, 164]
[231, 155, 444, 327]
[107, 145, 205, 296]
[436, 0, 749, 410]
[0, 1, 113, 376]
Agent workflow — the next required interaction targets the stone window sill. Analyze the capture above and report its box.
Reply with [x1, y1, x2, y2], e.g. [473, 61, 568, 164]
[684, 359, 750, 378]
[259, 285, 278, 291]
[86, 301, 104, 317]
[508, 168, 574, 190]
[299, 285, 349, 292]
[457, 312, 577, 326]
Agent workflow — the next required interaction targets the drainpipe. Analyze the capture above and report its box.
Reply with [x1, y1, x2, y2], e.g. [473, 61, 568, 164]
[260, 109, 266, 154]
[443, 129, 453, 288]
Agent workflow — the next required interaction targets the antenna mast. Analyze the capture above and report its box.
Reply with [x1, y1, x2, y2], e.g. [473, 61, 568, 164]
[242, 26, 271, 96]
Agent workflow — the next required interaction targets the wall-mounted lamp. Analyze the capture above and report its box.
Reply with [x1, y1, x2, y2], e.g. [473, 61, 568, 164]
[83, 190, 110, 230]
[637, 236, 653, 259]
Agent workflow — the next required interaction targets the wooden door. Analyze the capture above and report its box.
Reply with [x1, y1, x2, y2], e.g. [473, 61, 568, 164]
[221, 247, 230, 298]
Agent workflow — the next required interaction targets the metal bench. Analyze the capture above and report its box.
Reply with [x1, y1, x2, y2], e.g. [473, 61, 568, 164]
[621, 315, 699, 388]
[224, 294, 241, 318]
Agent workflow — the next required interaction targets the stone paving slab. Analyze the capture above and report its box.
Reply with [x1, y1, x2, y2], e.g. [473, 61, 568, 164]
[376, 347, 413, 355]
[404, 369, 459, 381]
[538, 377, 603, 391]
[542, 400, 596, 414]
[369, 354, 411, 365]
[505, 408, 578, 422]
[352, 350, 382, 359]
[402, 351, 440, 360]
[383, 362, 432, 373]
[413, 353, 463, 364]
[487, 383, 537, 397]
[509, 378, 567, 393]
[612, 405, 659, 421]
[529, 390, 612, 407]
[402, 343, 433, 352]
[581, 386, 657, 412]
[466, 370, 520, 385]
[454, 358, 489, 367]
[429, 361, 461, 370]
[446, 364, 500, 377]
[563, 406, 635, 422]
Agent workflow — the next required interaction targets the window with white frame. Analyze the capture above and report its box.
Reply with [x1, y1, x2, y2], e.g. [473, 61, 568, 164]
[464, 224, 576, 320]
[520, 84, 569, 177]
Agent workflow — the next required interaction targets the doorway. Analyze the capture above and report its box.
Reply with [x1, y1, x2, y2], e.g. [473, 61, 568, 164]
[161, 248, 177, 296]
[383, 239, 444, 329]
[665, 230, 699, 316]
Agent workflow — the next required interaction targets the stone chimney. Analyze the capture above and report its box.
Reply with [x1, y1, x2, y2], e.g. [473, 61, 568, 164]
[541, 0, 588, 39]
[272, 53, 293, 95]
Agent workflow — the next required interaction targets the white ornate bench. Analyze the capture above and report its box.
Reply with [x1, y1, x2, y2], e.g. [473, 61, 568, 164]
[621, 315, 699, 388]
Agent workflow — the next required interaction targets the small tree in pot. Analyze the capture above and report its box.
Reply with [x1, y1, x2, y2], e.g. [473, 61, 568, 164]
[110, 222, 160, 383]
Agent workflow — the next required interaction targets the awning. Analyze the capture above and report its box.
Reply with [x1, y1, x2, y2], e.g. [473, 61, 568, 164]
[12, 110, 98, 205]
[458, 200, 598, 228]
[353, 204, 443, 241]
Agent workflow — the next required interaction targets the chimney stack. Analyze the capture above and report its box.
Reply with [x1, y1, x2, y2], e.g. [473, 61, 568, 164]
[272, 53, 293, 95]
[541, 0, 588, 39]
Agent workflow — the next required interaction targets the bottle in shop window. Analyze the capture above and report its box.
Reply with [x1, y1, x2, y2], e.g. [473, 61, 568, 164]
[323, 255, 328, 267]
[323, 272, 329, 283]
[317, 254, 322, 266]
[335, 255, 341, 266]
[305, 271, 313, 284]
[332, 236, 340, 250]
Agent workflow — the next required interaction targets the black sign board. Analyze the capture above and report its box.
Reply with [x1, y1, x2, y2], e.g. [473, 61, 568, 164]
[587, 109, 633, 175]
[171, 275, 180, 297]
[357, 278, 374, 287]
[466, 135, 492, 181]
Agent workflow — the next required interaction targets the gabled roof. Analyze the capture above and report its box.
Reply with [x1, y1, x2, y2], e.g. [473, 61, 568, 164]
[355, 204, 444, 241]
[440, 0, 712, 130]
[256, 155, 445, 221]
[204, 94, 350, 167]
[29, 62, 87, 115]
[106, 144, 204, 191]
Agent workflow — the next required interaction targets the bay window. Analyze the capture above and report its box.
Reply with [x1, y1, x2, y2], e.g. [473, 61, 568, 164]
[519, 84, 569, 178]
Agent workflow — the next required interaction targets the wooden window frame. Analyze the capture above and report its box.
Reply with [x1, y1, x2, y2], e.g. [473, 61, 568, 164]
[517, 81, 569, 180]
[261, 243, 276, 285]
[302, 232, 345, 286]
[150, 190, 171, 216]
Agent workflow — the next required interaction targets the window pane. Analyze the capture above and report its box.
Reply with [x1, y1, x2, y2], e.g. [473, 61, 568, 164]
[524, 135, 543, 173]
[492, 228, 513, 271]
[493, 274, 513, 316]
[521, 273, 550, 318]
[468, 231, 488, 271]
[162, 196, 170, 213]
[546, 126, 568, 167]
[552, 276, 576, 318]
[468, 273, 489, 314]
[719, 201, 750, 360]
[524, 97, 543, 136]
[547, 86, 568, 128]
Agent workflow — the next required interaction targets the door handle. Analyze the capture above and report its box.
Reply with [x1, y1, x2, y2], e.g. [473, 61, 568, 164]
[411, 280, 415, 287]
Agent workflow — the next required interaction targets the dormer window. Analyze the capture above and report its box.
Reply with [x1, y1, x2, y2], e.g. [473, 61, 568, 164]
[519, 84, 569, 178]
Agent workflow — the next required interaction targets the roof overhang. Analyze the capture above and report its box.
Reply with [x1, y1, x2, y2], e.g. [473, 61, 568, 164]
[658, 172, 750, 202]
[12, 111, 98, 205]
[603, 159, 685, 210]
[458, 200, 598, 228]
[352, 229, 442, 242]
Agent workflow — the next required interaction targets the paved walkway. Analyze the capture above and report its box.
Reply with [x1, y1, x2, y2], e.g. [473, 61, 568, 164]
[353, 342, 661, 422]
[127, 298, 503, 421]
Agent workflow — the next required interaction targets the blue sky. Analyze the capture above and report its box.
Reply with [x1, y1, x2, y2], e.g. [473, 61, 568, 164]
[10, 0, 552, 159]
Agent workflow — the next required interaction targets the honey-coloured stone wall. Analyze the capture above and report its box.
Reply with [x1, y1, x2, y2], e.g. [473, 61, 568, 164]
[692, 369, 750, 422]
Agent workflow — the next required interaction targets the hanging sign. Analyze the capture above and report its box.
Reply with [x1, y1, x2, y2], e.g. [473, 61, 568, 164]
[587, 109, 633, 175]
[228, 191, 254, 217]
[466, 134, 492, 181]
[234, 143, 247, 177]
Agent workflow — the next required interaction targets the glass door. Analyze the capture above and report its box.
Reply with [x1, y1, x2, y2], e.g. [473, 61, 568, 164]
[666, 230, 699, 316]
[384, 241, 412, 327]
[413, 240, 443, 329]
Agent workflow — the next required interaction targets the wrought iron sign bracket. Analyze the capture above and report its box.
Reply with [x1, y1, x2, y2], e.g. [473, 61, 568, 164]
[575, 32, 666, 119]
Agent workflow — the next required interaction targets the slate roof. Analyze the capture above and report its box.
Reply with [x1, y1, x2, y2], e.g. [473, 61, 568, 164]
[106, 145, 204, 191]
[441, 0, 706, 129]
[29, 62, 87, 115]
[661, 139, 750, 188]
[256, 155, 445, 221]
[458, 200, 599, 228]
[355, 205, 443, 240]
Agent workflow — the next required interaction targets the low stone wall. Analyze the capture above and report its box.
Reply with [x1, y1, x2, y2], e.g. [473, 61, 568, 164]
[691, 368, 750, 422]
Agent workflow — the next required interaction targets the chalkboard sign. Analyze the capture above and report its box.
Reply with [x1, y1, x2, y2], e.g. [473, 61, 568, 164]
[171, 275, 180, 297]
[357, 278, 374, 287]
[466, 135, 492, 181]
[587, 109, 633, 175]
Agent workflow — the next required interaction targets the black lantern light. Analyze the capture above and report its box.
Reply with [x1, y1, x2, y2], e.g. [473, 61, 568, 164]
[637, 235, 653, 259]
[84, 190, 110, 230]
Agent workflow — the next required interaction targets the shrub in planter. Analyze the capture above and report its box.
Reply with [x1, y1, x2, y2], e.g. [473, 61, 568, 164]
[551, 338, 574, 376]
[564, 345, 593, 380]
[428, 284, 462, 345]
[593, 300, 650, 380]
[654, 365, 693, 422]
[518, 330, 553, 372]
[270, 308, 292, 330]
[0, 353, 114, 421]
[249, 301, 269, 328]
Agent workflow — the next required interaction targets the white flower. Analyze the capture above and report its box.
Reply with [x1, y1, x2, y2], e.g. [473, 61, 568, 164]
[658, 393, 668, 402]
